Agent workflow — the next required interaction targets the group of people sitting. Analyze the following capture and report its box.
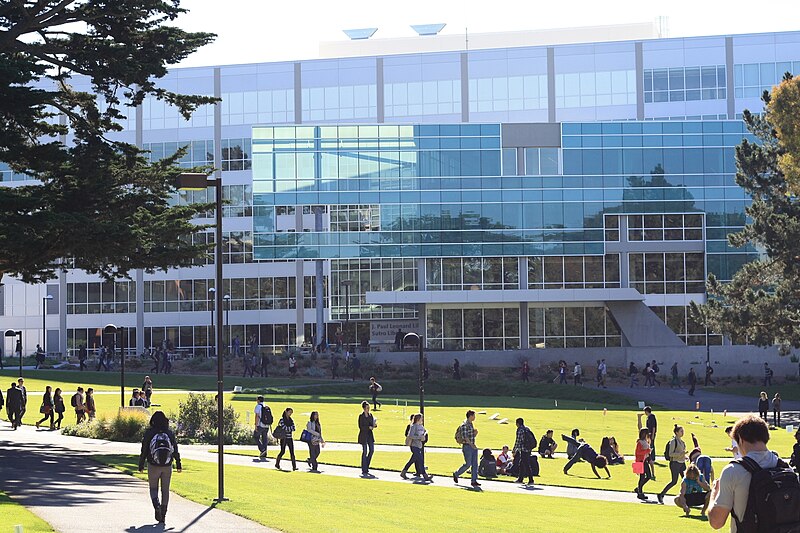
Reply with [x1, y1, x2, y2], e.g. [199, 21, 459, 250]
[475, 427, 624, 480]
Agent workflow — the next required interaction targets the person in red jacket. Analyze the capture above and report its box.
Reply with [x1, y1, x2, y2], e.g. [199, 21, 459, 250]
[634, 427, 653, 500]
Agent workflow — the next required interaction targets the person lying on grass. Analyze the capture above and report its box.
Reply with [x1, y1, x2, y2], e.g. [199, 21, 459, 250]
[562, 433, 611, 479]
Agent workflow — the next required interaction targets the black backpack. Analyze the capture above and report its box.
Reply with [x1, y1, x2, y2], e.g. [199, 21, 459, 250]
[260, 405, 273, 426]
[731, 456, 800, 533]
[70, 393, 79, 408]
[664, 438, 675, 462]
[523, 428, 537, 451]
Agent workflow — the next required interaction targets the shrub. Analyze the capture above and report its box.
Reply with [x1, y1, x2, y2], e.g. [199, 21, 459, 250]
[176, 392, 252, 445]
[62, 410, 151, 442]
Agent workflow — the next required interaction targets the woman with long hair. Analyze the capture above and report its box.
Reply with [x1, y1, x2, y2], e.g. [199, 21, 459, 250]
[35, 385, 54, 429]
[403, 413, 433, 482]
[52, 388, 65, 430]
[138, 411, 181, 525]
[275, 407, 297, 471]
[305, 411, 324, 472]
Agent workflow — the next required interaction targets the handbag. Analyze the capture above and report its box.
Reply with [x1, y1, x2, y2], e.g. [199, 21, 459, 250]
[272, 425, 287, 440]
[632, 461, 645, 475]
[405, 435, 413, 447]
[299, 429, 314, 443]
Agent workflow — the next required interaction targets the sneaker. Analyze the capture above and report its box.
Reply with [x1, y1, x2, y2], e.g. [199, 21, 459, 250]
[471, 482, 481, 488]
[260, 451, 267, 459]
[400, 472, 408, 480]
[453, 473, 458, 484]
[154, 506, 162, 523]
[657, 493, 664, 504]
[515, 478, 524, 483]
[636, 492, 647, 501]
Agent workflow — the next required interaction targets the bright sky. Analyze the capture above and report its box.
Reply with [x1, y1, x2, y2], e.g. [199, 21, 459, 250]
[176, 0, 800, 67]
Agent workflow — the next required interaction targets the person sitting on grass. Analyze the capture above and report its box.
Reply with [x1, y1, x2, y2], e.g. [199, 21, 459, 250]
[566, 428, 583, 459]
[478, 448, 497, 478]
[538, 429, 558, 458]
[562, 434, 610, 478]
[674, 463, 711, 516]
[600, 436, 625, 465]
[791, 429, 800, 474]
[496, 445, 513, 474]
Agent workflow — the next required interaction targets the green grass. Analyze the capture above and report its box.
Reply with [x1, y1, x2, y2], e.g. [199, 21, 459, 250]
[95, 455, 711, 533]
[710, 383, 800, 402]
[220, 447, 685, 495]
[0, 492, 54, 533]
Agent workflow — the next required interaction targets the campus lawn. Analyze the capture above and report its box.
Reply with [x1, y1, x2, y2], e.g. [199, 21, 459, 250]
[95, 455, 712, 533]
[0, 491, 54, 533]
[220, 447, 684, 495]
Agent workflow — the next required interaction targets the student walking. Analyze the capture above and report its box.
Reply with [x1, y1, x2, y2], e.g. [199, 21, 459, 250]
[369, 377, 382, 410]
[35, 386, 55, 429]
[78, 344, 88, 371]
[138, 411, 181, 525]
[513, 417, 536, 485]
[704, 362, 715, 386]
[6, 382, 23, 430]
[558, 360, 568, 384]
[638, 406, 658, 464]
[142, 376, 154, 407]
[275, 407, 297, 471]
[17, 378, 27, 422]
[452, 358, 461, 380]
[657, 424, 687, 504]
[53, 388, 65, 430]
[521, 360, 530, 383]
[402, 413, 433, 482]
[687, 367, 697, 396]
[287, 355, 297, 378]
[634, 428, 653, 500]
[260, 352, 269, 378]
[72, 387, 86, 423]
[351, 353, 361, 381]
[85, 388, 96, 420]
[401, 415, 423, 477]
[304, 411, 324, 472]
[763, 362, 773, 386]
[758, 391, 769, 420]
[453, 410, 480, 488]
[670, 362, 681, 389]
[358, 401, 377, 476]
[253, 396, 273, 460]
[573, 361, 582, 385]
[773, 393, 782, 427]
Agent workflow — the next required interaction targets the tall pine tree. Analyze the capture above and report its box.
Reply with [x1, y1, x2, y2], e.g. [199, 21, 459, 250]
[692, 74, 800, 350]
[0, 1, 216, 284]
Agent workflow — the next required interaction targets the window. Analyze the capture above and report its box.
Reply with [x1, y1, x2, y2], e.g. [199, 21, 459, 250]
[469, 74, 548, 113]
[426, 257, 519, 291]
[627, 214, 703, 241]
[629, 252, 706, 294]
[330, 205, 380, 232]
[67, 281, 136, 314]
[555, 70, 636, 108]
[644, 65, 726, 103]
[524, 148, 560, 175]
[734, 61, 800, 98]
[385, 80, 461, 117]
[427, 305, 520, 351]
[529, 306, 620, 349]
[528, 255, 620, 290]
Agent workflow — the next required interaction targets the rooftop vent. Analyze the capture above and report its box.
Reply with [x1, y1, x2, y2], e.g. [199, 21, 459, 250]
[343, 28, 378, 40]
[410, 23, 446, 36]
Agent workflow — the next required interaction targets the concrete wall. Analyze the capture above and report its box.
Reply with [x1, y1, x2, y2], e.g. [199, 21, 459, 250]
[364, 345, 800, 379]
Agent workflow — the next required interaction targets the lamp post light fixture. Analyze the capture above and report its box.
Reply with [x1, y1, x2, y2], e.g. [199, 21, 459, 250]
[223, 294, 231, 356]
[42, 294, 53, 356]
[402, 332, 426, 417]
[177, 171, 226, 502]
[103, 324, 126, 408]
[4, 329, 23, 377]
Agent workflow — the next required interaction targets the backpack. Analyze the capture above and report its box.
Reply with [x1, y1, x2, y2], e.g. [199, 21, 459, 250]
[71, 393, 79, 408]
[730, 457, 800, 533]
[455, 424, 466, 445]
[652, 363, 660, 373]
[523, 428, 537, 451]
[149, 431, 174, 466]
[664, 438, 676, 462]
[260, 405, 273, 426]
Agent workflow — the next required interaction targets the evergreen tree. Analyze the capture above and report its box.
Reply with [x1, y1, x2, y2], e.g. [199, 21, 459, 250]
[0, 1, 217, 284]
[692, 74, 800, 349]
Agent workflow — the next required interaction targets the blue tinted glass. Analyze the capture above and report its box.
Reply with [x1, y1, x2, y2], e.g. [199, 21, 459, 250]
[480, 124, 500, 135]
[563, 152, 582, 175]
[481, 150, 501, 176]
[562, 123, 581, 134]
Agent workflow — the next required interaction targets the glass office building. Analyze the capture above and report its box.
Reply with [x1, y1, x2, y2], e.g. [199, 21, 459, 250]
[1, 28, 798, 362]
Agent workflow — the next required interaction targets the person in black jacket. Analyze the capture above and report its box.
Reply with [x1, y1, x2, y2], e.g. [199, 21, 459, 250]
[139, 411, 181, 525]
[35, 385, 55, 429]
[6, 382, 23, 429]
[275, 407, 297, 471]
[358, 401, 377, 476]
[17, 378, 27, 423]
[53, 388, 65, 430]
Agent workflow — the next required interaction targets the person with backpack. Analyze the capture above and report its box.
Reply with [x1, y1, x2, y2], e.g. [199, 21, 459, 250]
[763, 362, 774, 387]
[708, 414, 800, 532]
[358, 401, 377, 476]
[35, 385, 54, 429]
[85, 388, 96, 420]
[573, 361, 582, 385]
[17, 378, 27, 422]
[304, 411, 324, 472]
[274, 407, 297, 471]
[512, 417, 536, 485]
[78, 344, 88, 372]
[651, 360, 661, 386]
[400, 414, 423, 478]
[705, 361, 716, 386]
[369, 377, 382, 411]
[72, 387, 86, 424]
[402, 413, 433, 482]
[254, 396, 273, 460]
[452, 410, 480, 488]
[5, 382, 23, 430]
[688, 367, 698, 396]
[138, 411, 181, 526]
[142, 376, 154, 407]
[758, 391, 769, 421]
[656, 424, 687, 504]
[53, 388, 65, 430]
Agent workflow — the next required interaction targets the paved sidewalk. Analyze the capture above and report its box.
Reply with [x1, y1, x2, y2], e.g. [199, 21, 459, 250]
[2, 423, 641, 506]
[0, 426, 276, 533]
[604, 384, 800, 412]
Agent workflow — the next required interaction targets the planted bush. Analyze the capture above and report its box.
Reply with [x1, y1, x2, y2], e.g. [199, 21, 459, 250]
[176, 392, 253, 445]
[62, 410, 151, 442]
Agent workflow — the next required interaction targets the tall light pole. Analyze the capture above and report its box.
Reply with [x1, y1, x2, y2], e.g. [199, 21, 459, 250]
[223, 294, 231, 356]
[42, 294, 53, 356]
[402, 332, 426, 416]
[341, 279, 352, 350]
[104, 324, 126, 408]
[178, 172, 226, 502]
[5, 329, 23, 377]
[208, 287, 216, 357]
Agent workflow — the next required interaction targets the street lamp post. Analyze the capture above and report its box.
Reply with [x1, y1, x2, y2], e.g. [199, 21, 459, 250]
[209, 287, 216, 357]
[178, 172, 226, 502]
[42, 295, 53, 357]
[223, 294, 231, 356]
[5, 329, 23, 377]
[402, 332, 425, 416]
[104, 324, 126, 408]
[341, 279, 352, 351]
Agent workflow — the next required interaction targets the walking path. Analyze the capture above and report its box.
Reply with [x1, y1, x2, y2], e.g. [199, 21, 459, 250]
[604, 384, 800, 412]
[0, 426, 277, 533]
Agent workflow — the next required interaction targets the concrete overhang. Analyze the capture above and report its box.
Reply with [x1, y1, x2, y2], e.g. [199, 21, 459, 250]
[365, 288, 645, 306]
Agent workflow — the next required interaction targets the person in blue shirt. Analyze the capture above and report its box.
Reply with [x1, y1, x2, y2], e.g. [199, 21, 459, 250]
[674, 464, 710, 516]
[688, 433, 715, 484]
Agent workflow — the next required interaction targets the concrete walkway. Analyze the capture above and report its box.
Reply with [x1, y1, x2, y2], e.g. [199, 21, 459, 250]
[2, 423, 643, 507]
[0, 426, 277, 532]
[604, 384, 800, 412]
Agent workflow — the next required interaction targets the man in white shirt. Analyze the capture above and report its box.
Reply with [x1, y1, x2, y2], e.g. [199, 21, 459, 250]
[573, 362, 582, 385]
[708, 415, 779, 531]
[724, 426, 742, 459]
